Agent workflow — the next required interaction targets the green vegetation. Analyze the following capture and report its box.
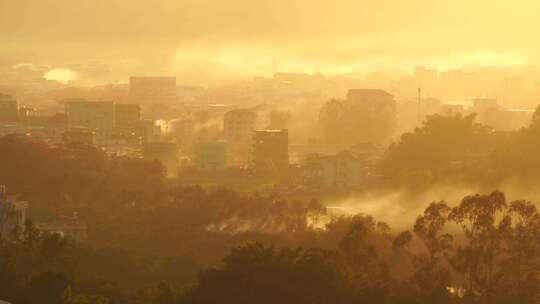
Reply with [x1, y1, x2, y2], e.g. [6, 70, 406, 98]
[381, 107, 540, 188]
[3, 111, 540, 303]
[2, 191, 540, 303]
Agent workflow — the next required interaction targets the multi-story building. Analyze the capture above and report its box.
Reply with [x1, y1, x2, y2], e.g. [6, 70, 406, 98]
[302, 152, 365, 189]
[18, 106, 37, 121]
[0, 185, 28, 240]
[414, 66, 438, 88]
[114, 103, 141, 138]
[63, 127, 96, 145]
[0, 94, 19, 122]
[252, 129, 289, 176]
[194, 141, 227, 171]
[140, 119, 165, 143]
[115, 103, 141, 130]
[224, 109, 256, 166]
[63, 99, 115, 139]
[224, 109, 257, 143]
[129, 76, 177, 104]
[472, 98, 500, 111]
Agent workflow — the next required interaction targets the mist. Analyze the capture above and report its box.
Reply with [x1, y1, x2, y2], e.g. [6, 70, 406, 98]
[3, 0, 540, 84]
[4, 1, 540, 303]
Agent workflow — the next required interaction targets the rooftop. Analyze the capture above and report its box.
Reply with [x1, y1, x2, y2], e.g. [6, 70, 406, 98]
[347, 89, 394, 100]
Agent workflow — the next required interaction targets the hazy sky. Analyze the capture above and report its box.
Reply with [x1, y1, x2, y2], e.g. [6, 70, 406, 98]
[1, 0, 540, 83]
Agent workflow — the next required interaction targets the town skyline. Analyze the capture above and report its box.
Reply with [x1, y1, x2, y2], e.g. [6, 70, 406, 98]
[3, 0, 540, 84]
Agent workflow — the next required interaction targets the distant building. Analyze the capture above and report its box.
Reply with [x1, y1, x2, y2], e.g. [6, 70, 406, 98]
[18, 106, 37, 121]
[0, 185, 28, 240]
[194, 141, 227, 170]
[114, 103, 142, 140]
[468, 98, 532, 131]
[115, 103, 141, 130]
[414, 66, 438, 87]
[472, 98, 499, 111]
[496, 109, 534, 131]
[224, 109, 256, 166]
[129, 77, 177, 104]
[252, 129, 289, 175]
[206, 103, 231, 117]
[440, 103, 466, 116]
[178, 85, 207, 103]
[64, 99, 115, 138]
[169, 114, 196, 144]
[27, 113, 69, 144]
[142, 142, 179, 177]
[420, 98, 444, 117]
[224, 109, 257, 143]
[0, 94, 19, 122]
[47, 113, 69, 125]
[302, 152, 364, 189]
[36, 212, 87, 243]
[63, 127, 96, 145]
[347, 89, 396, 109]
[140, 119, 165, 142]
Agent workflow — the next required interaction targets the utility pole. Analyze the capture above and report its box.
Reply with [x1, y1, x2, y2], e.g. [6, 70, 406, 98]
[417, 87, 422, 124]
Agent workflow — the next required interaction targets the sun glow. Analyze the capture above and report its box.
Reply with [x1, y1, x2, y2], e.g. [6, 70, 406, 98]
[44, 68, 79, 84]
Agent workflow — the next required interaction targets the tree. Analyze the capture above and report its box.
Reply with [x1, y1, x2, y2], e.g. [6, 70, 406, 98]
[448, 191, 508, 302]
[184, 243, 354, 304]
[498, 200, 540, 302]
[318, 94, 396, 146]
[338, 215, 391, 301]
[414, 202, 453, 263]
[490, 105, 540, 182]
[381, 113, 493, 186]
[530, 105, 540, 129]
[319, 99, 346, 144]
[21, 272, 71, 304]
[412, 201, 453, 302]
[392, 230, 412, 254]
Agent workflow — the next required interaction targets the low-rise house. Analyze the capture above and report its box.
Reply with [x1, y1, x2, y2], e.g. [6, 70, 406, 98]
[36, 212, 87, 243]
[302, 152, 364, 189]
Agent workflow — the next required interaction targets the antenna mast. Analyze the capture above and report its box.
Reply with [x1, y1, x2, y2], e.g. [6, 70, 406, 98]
[417, 87, 422, 124]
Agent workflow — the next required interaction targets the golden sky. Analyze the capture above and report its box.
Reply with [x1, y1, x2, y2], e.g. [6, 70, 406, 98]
[1, 0, 539, 82]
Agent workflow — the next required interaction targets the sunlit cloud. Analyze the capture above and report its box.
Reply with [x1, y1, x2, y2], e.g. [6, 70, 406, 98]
[12, 62, 37, 70]
[43, 68, 79, 84]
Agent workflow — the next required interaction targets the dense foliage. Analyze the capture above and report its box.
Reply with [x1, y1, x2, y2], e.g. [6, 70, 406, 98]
[3, 119, 540, 303]
[380, 109, 540, 188]
[2, 191, 539, 303]
[183, 191, 540, 304]
[319, 97, 396, 145]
